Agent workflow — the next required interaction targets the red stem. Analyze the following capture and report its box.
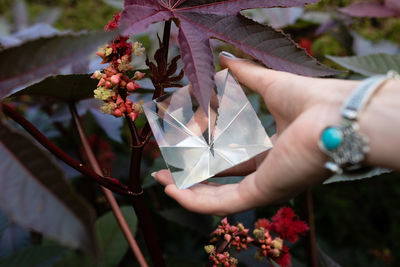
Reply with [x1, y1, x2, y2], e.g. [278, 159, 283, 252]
[1, 103, 131, 196]
[121, 21, 174, 267]
[126, 115, 166, 267]
[300, 189, 318, 267]
[69, 103, 149, 267]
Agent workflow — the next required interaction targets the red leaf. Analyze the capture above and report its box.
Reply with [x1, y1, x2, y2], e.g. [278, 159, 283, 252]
[121, 0, 337, 112]
[339, 2, 397, 18]
[178, 0, 319, 14]
[385, 0, 400, 14]
[178, 12, 334, 76]
[121, 0, 171, 35]
[178, 18, 215, 113]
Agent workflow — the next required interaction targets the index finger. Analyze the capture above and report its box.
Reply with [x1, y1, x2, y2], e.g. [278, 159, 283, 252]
[218, 51, 295, 98]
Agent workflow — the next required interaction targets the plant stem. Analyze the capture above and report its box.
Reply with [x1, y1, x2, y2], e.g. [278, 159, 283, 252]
[300, 189, 318, 267]
[68, 103, 148, 267]
[122, 20, 174, 266]
[162, 20, 171, 62]
[126, 115, 166, 267]
[1, 103, 131, 196]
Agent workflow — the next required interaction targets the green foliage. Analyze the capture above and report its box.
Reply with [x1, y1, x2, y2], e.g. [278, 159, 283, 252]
[306, 0, 353, 11]
[327, 54, 400, 76]
[55, 206, 138, 267]
[96, 206, 138, 267]
[0, 245, 66, 267]
[53, 0, 117, 31]
[314, 172, 400, 266]
[11, 73, 155, 102]
[312, 35, 347, 58]
[0, 0, 117, 31]
[353, 17, 400, 43]
[11, 74, 98, 101]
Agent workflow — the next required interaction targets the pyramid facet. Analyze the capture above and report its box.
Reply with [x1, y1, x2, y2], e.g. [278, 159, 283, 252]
[143, 69, 273, 189]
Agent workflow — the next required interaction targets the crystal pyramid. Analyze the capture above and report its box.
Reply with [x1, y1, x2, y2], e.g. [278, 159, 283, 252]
[143, 69, 273, 189]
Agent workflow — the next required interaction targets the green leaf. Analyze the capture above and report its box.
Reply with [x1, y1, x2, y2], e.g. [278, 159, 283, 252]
[10, 74, 155, 101]
[96, 206, 137, 267]
[0, 245, 66, 267]
[327, 54, 400, 76]
[11, 74, 98, 101]
[53, 250, 93, 267]
[55, 206, 138, 267]
[324, 168, 391, 184]
[0, 31, 116, 99]
[0, 122, 96, 255]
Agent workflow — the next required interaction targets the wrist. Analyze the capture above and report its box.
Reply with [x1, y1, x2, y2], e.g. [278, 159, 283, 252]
[317, 74, 399, 175]
[359, 79, 400, 170]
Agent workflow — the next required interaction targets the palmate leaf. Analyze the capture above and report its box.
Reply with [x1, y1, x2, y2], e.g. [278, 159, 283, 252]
[0, 31, 116, 99]
[121, 0, 339, 112]
[0, 122, 96, 255]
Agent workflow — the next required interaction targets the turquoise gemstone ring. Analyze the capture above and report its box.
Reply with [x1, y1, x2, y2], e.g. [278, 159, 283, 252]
[318, 71, 398, 175]
[318, 120, 369, 174]
[321, 127, 343, 151]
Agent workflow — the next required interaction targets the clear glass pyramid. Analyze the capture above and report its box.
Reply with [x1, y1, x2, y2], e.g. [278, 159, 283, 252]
[143, 69, 273, 189]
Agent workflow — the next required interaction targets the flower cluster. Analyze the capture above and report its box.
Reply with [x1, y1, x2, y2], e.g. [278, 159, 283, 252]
[205, 246, 238, 267]
[104, 12, 120, 31]
[269, 207, 309, 243]
[210, 217, 254, 252]
[205, 207, 308, 267]
[253, 221, 290, 266]
[91, 12, 145, 121]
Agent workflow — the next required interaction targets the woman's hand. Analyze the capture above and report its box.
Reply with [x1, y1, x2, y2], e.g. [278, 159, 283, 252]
[152, 52, 398, 216]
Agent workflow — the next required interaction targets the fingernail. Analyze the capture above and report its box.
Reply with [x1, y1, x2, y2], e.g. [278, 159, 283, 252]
[151, 172, 157, 179]
[219, 51, 237, 59]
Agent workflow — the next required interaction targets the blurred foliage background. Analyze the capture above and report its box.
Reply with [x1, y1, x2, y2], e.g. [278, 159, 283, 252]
[1, 0, 400, 266]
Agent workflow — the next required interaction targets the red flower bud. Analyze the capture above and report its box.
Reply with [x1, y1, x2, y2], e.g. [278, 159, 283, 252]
[98, 78, 106, 87]
[129, 112, 138, 121]
[110, 75, 120, 85]
[113, 109, 122, 117]
[134, 71, 146, 80]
